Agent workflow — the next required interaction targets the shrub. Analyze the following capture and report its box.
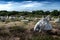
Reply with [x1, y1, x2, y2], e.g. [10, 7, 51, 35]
[0, 27, 10, 36]
[31, 33, 60, 40]
[9, 26, 27, 33]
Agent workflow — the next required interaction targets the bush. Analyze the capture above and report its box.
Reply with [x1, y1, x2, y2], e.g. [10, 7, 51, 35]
[9, 26, 27, 33]
[0, 27, 10, 36]
[31, 34, 60, 40]
[0, 31, 10, 36]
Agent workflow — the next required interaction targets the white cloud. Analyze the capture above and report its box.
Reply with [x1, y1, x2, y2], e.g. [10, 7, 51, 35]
[0, 3, 12, 11]
[0, 1, 45, 11]
[19, 2, 43, 8]
[0, 1, 59, 11]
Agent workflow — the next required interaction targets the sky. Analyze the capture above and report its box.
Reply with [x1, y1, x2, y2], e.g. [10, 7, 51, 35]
[0, 0, 60, 11]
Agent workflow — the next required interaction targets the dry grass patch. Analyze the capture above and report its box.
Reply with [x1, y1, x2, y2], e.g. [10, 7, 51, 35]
[26, 21, 36, 30]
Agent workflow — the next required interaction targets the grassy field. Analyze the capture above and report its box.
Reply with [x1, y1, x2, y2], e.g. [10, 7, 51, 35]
[0, 19, 60, 40]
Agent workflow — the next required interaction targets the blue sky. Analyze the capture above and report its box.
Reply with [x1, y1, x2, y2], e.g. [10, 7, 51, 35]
[0, 0, 60, 11]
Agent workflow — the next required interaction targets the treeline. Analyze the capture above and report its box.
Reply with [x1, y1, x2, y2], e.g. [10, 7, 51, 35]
[0, 10, 60, 16]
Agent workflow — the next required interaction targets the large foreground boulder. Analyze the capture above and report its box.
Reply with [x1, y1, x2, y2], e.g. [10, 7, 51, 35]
[34, 17, 52, 32]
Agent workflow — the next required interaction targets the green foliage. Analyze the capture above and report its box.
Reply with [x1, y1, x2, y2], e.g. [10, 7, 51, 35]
[32, 34, 60, 40]
[0, 27, 10, 36]
[50, 10, 59, 16]
[9, 26, 26, 33]
[0, 10, 60, 16]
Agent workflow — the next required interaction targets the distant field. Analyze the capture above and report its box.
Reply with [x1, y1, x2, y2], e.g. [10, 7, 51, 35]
[0, 19, 60, 29]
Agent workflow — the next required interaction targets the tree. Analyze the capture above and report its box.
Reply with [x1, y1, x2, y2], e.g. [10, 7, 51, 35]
[0, 10, 8, 16]
[44, 11, 50, 15]
[50, 10, 59, 16]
